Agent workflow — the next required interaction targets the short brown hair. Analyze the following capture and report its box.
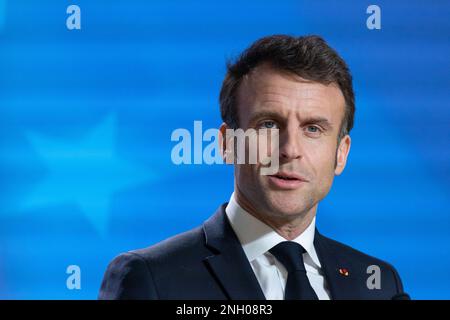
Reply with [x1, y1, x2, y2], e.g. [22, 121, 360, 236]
[219, 35, 355, 138]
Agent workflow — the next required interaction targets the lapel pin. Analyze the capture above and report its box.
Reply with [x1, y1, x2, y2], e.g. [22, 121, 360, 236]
[338, 268, 349, 277]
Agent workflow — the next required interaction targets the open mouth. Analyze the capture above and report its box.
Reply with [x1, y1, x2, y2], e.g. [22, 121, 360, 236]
[272, 174, 299, 181]
[267, 172, 307, 189]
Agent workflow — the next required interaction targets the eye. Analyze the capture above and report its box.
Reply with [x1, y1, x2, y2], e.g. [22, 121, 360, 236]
[305, 125, 322, 136]
[259, 120, 278, 129]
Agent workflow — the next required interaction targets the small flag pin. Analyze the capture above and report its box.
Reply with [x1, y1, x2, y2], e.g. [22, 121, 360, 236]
[339, 268, 349, 276]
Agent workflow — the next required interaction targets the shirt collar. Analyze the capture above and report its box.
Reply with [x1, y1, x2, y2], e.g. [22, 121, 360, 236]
[225, 192, 321, 268]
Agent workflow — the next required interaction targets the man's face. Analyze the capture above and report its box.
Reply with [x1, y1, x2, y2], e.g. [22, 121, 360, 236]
[224, 64, 351, 220]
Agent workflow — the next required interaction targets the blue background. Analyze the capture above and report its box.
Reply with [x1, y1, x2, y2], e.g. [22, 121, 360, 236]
[0, 0, 449, 299]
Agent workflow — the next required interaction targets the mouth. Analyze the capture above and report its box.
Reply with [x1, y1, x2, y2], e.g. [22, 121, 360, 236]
[267, 172, 308, 190]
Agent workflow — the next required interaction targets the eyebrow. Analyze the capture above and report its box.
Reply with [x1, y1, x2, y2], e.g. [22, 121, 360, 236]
[248, 111, 285, 125]
[301, 116, 333, 130]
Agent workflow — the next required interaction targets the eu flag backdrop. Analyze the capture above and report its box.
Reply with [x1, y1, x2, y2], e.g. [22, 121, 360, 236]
[0, 0, 449, 299]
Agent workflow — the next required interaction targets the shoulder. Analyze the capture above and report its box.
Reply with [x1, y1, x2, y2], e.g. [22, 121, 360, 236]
[99, 225, 206, 299]
[99, 225, 210, 299]
[111, 224, 208, 272]
[318, 233, 404, 294]
[98, 250, 158, 299]
[321, 233, 390, 265]
[130, 225, 208, 262]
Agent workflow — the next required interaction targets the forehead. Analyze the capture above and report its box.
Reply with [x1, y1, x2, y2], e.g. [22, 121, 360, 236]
[236, 64, 346, 122]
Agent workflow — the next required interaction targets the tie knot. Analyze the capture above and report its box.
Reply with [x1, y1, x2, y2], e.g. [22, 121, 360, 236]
[269, 241, 306, 273]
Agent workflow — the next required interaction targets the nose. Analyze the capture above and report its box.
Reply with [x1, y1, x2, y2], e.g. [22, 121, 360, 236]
[278, 124, 302, 162]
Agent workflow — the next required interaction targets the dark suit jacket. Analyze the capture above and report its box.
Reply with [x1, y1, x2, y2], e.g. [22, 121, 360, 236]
[98, 204, 405, 300]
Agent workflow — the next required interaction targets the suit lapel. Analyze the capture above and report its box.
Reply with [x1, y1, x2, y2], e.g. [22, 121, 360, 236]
[202, 204, 266, 300]
[314, 230, 361, 300]
[202, 206, 364, 300]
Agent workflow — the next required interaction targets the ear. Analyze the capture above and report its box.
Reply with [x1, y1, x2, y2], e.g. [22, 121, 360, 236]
[219, 122, 231, 163]
[335, 134, 351, 176]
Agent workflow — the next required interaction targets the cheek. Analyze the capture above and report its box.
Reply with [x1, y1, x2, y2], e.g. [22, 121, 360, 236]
[308, 141, 337, 181]
[236, 164, 259, 189]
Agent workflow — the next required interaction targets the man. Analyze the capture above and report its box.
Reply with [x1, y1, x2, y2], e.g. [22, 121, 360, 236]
[99, 35, 406, 300]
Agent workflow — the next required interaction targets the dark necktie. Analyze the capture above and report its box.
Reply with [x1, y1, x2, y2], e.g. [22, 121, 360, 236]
[269, 241, 319, 300]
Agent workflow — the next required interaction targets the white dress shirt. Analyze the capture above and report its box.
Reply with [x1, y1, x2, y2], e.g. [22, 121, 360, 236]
[225, 193, 331, 300]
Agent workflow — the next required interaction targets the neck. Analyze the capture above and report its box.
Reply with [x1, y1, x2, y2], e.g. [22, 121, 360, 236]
[234, 188, 317, 241]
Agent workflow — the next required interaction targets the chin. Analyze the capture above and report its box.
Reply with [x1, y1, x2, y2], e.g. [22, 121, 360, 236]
[262, 191, 315, 218]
